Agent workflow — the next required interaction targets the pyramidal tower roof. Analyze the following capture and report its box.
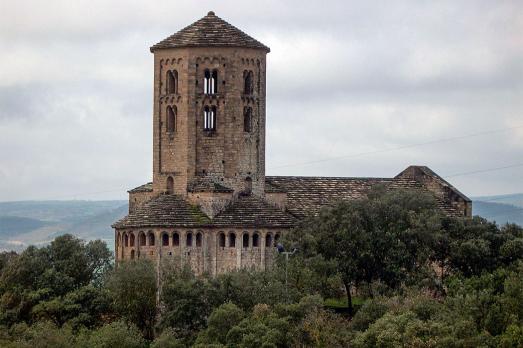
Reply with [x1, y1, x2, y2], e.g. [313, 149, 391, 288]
[150, 11, 270, 53]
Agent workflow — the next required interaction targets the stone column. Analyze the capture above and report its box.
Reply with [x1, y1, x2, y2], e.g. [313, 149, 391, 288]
[236, 230, 242, 269]
[260, 230, 266, 271]
[180, 231, 186, 267]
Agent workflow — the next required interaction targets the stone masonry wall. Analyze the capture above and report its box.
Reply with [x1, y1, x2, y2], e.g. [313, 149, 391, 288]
[151, 47, 267, 199]
[115, 227, 284, 276]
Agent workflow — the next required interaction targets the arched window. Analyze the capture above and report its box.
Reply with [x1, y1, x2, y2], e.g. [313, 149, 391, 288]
[243, 107, 252, 133]
[265, 234, 272, 247]
[203, 106, 217, 131]
[130, 233, 135, 247]
[212, 70, 218, 93]
[148, 232, 155, 246]
[219, 232, 226, 248]
[243, 70, 253, 95]
[124, 233, 129, 247]
[131, 249, 135, 259]
[274, 233, 280, 246]
[167, 106, 176, 133]
[166, 70, 178, 94]
[196, 232, 203, 247]
[204, 69, 218, 94]
[166, 176, 174, 194]
[252, 233, 259, 247]
[186, 232, 193, 247]
[243, 233, 249, 248]
[139, 232, 146, 246]
[229, 232, 236, 247]
[244, 177, 252, 195]
[162, 232, 169, 246]
[173, 232, 180, 246]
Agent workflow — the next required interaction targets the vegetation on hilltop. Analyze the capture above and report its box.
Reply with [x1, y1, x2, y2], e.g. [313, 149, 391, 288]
[0, 189, 523, 347]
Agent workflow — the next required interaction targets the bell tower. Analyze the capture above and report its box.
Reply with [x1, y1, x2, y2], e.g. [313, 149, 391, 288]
[150, 11, 270, 200]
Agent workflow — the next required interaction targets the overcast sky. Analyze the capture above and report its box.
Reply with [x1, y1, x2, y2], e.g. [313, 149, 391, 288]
[0, 0, 522, 201]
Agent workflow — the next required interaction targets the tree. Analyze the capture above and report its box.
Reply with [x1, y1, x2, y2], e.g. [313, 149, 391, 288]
[158, 266, 215, 341]
[195, 302, 245, 345]
[105, 260, 157, 340]
[76, 320, 146, 348]
[286, 188, 442, 314]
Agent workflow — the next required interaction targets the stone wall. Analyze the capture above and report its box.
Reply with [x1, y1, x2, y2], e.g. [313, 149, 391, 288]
[396, 166, 472, 217]
[128, 190, 155, 213]
[151, 46, 267, 199]
[115, 227, 284, 276]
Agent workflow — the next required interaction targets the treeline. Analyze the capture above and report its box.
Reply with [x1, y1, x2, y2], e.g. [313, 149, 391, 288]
[0, 188, 522, 347]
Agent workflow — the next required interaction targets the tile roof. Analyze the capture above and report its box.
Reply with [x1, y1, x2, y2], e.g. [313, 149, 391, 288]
[266, 176, 396, 218]
[212, 195, 297, 228]
[150, 11, 270, 53]
[128, 182, 152, 193]
[187, 177, 234, 193]
[266, 175, 464, 218]
[113, 193, 296, 229]
[113, 194, 210, 229]
[119, 167, 468, 229]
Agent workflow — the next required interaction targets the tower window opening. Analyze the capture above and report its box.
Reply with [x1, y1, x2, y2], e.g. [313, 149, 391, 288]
[167, 106, 176, 133]
[243, 233, 249, 248]
[203, 106, 217, 131]
[243, 70, 253, 95]
[252, 233, 259, 247]
[124, 233, 129, 247]
[173, 232, 180, 246]
[229, 232, 236, 247]
[166, 176, 174, 194]
[265, 234, 272, 247]
[244, 177, 252, 195]
[162, 232, 169, 246]
[196, 232, 203, 247]
[219, 232, 226, 248]
[166, 70, 178, 94]
[130, 233, 135, 247]
[139, 232, 146, 246]
[186, 232, 193, 247]
[243, 107, 252, 133]
[148, 232, 155, 246]
[204, 69, 218, 94]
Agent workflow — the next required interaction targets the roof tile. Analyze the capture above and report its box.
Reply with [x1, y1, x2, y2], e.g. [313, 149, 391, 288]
[151, 12, 270, 52]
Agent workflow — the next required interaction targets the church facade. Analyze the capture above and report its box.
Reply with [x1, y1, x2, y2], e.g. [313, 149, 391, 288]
[113, 12, 472, 275]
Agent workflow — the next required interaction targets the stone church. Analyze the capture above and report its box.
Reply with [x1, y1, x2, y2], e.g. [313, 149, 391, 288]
[113, 12, 472, 275]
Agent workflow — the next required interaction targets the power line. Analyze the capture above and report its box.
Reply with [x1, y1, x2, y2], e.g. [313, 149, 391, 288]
[5, 125, 523, 201]
[444, 163, 523, 178]
[269, 124, 523, 170]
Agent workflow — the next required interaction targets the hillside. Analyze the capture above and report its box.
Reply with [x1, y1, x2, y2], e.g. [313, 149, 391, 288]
[472, 193, 523, 226]
[0, 200, 127, 252]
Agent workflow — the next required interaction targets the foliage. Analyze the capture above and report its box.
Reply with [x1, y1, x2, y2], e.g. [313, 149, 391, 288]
[2, 190, 523, 347]
[285, 187, 443, 313]
[105, 259, 157, 339]
[77, 320, 146, 348]
[0, 234, 113, 328]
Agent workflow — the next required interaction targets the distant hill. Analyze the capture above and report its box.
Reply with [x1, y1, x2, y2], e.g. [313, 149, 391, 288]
[473, 193, 523, 209]
[0, 200, 127, 252]
[472, 193, 523, 226]
[0, 216, 49, 238]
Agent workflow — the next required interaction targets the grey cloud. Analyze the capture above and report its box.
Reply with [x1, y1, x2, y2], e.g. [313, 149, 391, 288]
[0, 0, 522, 201]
